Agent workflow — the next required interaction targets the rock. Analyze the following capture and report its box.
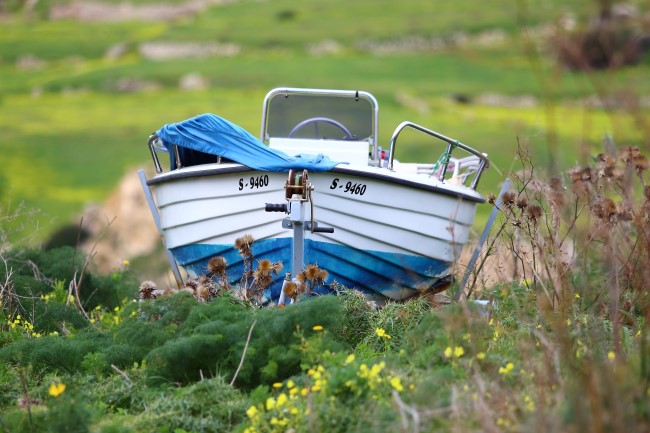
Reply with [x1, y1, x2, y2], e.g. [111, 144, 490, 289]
[79, 169, 161, 273]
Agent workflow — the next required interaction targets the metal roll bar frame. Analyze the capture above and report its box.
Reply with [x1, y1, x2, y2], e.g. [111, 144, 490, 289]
[387, 121, 489, 190]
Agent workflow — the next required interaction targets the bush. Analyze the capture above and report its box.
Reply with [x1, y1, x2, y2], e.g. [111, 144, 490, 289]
[133, 376, 248, 433]
[146, 295, 347, 389]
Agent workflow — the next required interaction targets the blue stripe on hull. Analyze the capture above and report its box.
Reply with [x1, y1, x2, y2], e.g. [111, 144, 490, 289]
[171, 238, 451, 301]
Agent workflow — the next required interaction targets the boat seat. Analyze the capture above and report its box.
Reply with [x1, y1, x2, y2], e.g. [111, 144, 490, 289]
[269, 137, 370, 166]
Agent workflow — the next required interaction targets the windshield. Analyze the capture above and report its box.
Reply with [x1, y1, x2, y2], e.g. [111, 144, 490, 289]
[261, 88, 378, 144]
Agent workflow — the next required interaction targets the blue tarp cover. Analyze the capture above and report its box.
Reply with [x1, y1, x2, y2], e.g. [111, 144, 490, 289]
[157, 113, 345, 172]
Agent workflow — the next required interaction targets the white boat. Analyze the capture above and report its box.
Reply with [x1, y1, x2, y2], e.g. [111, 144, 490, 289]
[139, 88, 489, 302]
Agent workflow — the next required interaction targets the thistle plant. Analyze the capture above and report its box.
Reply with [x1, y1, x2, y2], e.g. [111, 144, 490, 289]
[472, 142, 650, 355]
[235, 234, 255, 298]
[296, 264, 328, 296]
[207, 255, 231, 290]
[249, 259, 283, 304]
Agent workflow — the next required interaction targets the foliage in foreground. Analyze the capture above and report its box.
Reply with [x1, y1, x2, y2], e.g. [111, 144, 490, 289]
[2, 147, 650, 432]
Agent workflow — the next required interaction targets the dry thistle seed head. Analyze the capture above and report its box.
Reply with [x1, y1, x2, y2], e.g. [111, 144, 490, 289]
[317, 269, 328, 281]
[620, 146, 634, 164]
[234, 234, 255, 250]
[634, 154, 649, 173]
[252, 270, 273, 289]
[184, 279, 199, 292]
[163, 287, 178, 295]
[597, 153, 617, 178]
[295, 280, 307, 295]
[139, 280, 157, 299]
[487, 193, 496, 205]
[296, 273, 306, 283]
[305, 264, 319, 280]
[597, 153, 615, 165]
[549, 176, 563, 190]
[611, 167, 625, 182]
[592, 197, 617, 220]
[196, 285, 210, 302]
[501, 191, 516, 207]
[283, 281, 297, 297]
[139, 280, 157, 292]
[620, 146, 640, 165]
[569, 166, 594, 198]
[547, 177, 566, 207]
[207, 256, 228, 275]
[516, 196, 529, 209]
[525, 204, 543, 223]
[615, 200, 633, 221]
[255, 274, 273, 290]
[256, 259, 273, 274]
[272, 261, 283, 274]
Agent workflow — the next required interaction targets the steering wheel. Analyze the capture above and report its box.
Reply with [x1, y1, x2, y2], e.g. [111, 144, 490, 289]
[288, 117, 354, 139]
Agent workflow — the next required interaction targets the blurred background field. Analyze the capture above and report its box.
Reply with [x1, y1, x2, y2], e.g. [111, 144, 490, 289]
[1, 0, 649, 277]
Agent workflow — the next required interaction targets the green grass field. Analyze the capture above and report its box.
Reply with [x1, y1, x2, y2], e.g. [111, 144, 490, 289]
[1, 0, 649, 241]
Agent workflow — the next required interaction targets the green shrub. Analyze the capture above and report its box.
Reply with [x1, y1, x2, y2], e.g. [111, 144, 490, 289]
[33, 301, 88, 335]
[146, 295, 347, 389]
[113, 291, 200, 354]
[333, 289, 373, 346]
[0, 328, 138, 375]
[133, 376, 248, 433]
[2, 385, 92, 433]
[3, 246, 137, 312]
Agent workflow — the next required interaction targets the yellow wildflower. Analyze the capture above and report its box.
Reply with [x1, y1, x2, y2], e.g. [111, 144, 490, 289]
[270, 417, 288, 426]
[272, 382, 282, 388]
[246, 405, 259, 419]
[453, 346, 464, 358]
[370, 362, 384, 376]
[444, 347, 453, 358]
[276, 393, 288, 407]
[266, 397, 276, 411]
[608, 351, 616, 361]
[498, 362, 514, 375]
[344, 354, 355, 365]
[476, 352, 486, 360]
[390, 377, 404, 392]
[375, 328, 391, 339]
[312, 325, 323, 331]
[48, 382, 66, 398]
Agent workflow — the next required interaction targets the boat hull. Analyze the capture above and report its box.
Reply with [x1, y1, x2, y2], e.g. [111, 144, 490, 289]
[148, 163, 483, 301]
